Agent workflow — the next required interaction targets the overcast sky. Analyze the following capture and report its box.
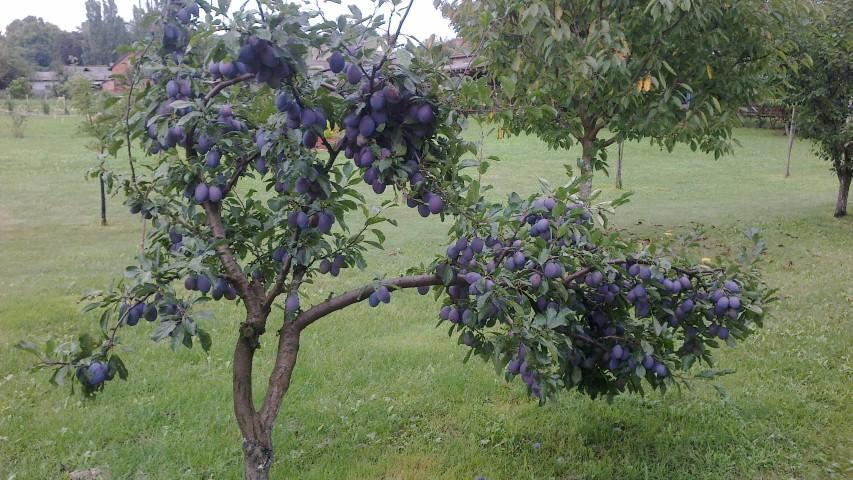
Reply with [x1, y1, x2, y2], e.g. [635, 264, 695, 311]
[0, 0, 456, 40]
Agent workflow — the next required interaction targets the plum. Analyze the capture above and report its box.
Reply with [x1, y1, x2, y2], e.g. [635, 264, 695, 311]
[369, 91, 386, 111]
[196, 274, 212, 294]
[328, 52, 345, 73]
[376, 286, 391, 303]
[166, 80, 180, 98]
[428, 194, 444, 214]
[416, 104, 434, 124]
[143, 304, 158, 322]
[368, 293, 380, 307]
[724, 280, 740, 293]
[358, 115, 376, 137]
[208, 185, 223, 203]
[346, 64, 362, 85]
[87, 361, 108, 386]
[317, 212, 334, 234]
[543, 262, 561, 279]
[194, 183, 209, 203]
[285, 293, 300, 312]
[530, 273, 542, 288]
[205, 149, 221, 168]
[302, 130, 318, 149]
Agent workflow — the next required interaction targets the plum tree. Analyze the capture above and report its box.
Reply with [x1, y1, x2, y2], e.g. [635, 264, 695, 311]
[786, 0, 852, 217]
[444, 0, 807, 197]
[17, 1, 773, 479]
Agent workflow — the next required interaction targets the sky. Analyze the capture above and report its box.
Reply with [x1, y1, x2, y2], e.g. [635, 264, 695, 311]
[0, 0, 456, 40]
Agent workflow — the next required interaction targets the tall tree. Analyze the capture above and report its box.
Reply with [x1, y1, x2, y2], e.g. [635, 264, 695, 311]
[129, 0, 167, 42]
[55, 30, 85, 66]
[4, 16, 62, 68]
[0, 39, 30, 89]
[82, 0, 131, 64]
[790, 0, 852, 217]
[445, 0, 804, 197]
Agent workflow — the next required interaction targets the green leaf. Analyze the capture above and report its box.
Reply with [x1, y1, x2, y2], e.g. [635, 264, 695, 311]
[198, 328, 212, 352]
[15, 340, 43, 357]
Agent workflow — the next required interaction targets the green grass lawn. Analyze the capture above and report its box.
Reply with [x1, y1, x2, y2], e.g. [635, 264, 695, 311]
[0, 117, 850, 479]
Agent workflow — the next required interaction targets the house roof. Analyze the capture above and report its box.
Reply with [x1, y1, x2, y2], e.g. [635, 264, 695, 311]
[64, 65, 112, 82]
[30, 71, 59, 82]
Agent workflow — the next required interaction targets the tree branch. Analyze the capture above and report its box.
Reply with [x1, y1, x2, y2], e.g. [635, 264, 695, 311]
[202, 202, 257, 306]
[600, 135, 619, 149]
[203, 73, 255, 105]
[294, 273, 454, 330]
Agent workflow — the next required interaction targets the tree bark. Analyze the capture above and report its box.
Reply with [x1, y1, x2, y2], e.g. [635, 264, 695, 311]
[785, 106, 795, 178]
[579, 136, 596, 199]
[99, 170, 107, 226]
[233, 315, 275, 480]
[615, 140, 624, 190]
[836, 170, 851, 217]
[243, 432, 274, 480]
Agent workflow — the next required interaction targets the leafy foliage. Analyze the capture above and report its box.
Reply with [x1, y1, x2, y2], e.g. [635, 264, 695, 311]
[444, 0, 805, 188]
[787, 0, 852, 215]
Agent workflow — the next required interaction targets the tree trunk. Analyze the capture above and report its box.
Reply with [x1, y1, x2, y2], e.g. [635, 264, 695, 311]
[243, 434, 274, 480]
[615, 140, 624, 190]
[836, 170, 851, 217]
[99, 170, 108, 226]
[579, 136, 595, 199]
[785, 106, 795, 178]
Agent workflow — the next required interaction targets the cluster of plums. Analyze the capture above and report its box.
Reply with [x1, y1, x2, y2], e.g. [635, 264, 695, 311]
[123, 300, 161, 326]
[162, 1, 200, 54]
[184, 274, 237, 300]
[207, 35, 294, 90]
[430, 195, 752, 397]
[316, 54, 446, 213]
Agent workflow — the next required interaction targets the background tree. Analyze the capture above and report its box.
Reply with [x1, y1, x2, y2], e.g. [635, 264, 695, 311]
[82, 0, 131, 65]
[789, 0, 852, 217]
[0, 39, 30, 89]
[19, 1, 771, 479]
[4, 16, 63, 69]
[129, 0, 167, 42]
[7, 77, 32, 99]
[69, 74, 118, 225]
[55, 30, 85, 66]
[445, 0, 803, 197]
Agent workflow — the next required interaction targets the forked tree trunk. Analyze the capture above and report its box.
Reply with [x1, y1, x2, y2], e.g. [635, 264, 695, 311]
[836, 170, 851, 218]
[615, 140, 624, 189]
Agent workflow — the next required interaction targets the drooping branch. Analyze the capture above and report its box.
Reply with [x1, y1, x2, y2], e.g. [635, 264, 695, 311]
[293, 273, 453, 330]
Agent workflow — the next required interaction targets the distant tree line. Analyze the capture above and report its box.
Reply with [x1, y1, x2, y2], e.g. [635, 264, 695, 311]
[0, 0, 163, 89]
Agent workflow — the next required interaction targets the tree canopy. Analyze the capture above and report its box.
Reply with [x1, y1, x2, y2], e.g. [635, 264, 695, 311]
[4, 16, 63, 68]
[445, 0, 804, 196]
[81, 0, 131, 65]
[789, 0, 852, 217]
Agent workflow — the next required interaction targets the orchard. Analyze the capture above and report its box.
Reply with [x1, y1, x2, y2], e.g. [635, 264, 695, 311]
[17, 1, 773, 479]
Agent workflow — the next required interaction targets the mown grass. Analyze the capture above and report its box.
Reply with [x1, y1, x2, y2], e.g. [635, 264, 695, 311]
[0, 117, 850, 479]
